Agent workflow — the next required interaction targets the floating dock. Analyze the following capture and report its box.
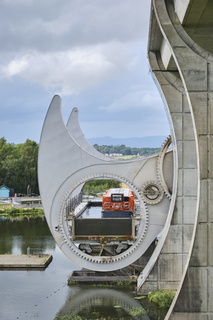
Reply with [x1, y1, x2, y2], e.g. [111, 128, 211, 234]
[68, 268, 139, 285]
[0, 254, 52, 269]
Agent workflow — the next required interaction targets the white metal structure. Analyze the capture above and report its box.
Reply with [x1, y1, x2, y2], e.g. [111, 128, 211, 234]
[38, 95, 173, 273]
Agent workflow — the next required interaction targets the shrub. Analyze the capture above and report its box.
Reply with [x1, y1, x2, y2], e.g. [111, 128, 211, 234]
[128, 307, 146, 316]
[148, 290, 176, 309]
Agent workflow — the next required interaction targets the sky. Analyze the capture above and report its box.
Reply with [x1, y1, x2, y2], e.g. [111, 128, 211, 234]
[0, 0, 170, 145]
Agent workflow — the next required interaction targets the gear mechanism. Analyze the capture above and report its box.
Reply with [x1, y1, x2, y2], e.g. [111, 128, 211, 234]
[141, 180, 164, 205]
[157, 136, 172, 199]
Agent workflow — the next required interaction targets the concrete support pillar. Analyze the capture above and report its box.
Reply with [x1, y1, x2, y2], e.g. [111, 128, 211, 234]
[147, 0, 213, 318]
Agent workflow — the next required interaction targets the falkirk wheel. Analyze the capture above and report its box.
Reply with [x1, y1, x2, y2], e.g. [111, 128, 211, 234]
[38, 95, 173, 277]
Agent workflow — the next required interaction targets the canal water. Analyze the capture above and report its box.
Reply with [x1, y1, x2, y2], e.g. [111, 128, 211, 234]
[0, 216, 167, 320]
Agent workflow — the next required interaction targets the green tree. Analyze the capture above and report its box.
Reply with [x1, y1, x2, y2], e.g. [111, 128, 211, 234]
[0, 138, 39, 194]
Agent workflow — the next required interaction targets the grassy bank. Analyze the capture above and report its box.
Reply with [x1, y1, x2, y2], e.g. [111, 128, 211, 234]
[136, 290, 175, 308]
[0, 205, 44, 219]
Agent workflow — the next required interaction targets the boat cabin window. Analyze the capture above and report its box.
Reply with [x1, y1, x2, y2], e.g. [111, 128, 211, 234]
[111, 193, 124, 202]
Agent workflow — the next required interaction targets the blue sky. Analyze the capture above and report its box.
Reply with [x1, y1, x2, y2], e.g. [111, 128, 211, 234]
[0, 0, 170, 145]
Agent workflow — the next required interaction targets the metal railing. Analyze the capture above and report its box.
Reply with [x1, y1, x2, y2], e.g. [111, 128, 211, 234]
[66, 193, 83, 215]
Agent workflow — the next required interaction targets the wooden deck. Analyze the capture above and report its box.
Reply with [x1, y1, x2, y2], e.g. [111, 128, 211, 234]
[0, 254, 52, 269]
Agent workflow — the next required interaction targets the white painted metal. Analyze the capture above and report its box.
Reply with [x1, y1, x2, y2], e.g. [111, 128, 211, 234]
[66, 107, 112, 161]
[38, 95, 173, 271]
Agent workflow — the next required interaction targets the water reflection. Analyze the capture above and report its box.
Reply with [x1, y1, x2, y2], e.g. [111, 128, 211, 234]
[0, 217, 167, 320]
[56, 286, 150, 320]
[0, 217, 76, 320]
[0, 217, 55, 254]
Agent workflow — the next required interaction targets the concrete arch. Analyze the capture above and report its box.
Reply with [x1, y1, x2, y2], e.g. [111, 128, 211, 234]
[148, 0, 213, 318]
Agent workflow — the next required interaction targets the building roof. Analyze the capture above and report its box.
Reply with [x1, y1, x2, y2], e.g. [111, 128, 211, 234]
[0, 184, 10, 190]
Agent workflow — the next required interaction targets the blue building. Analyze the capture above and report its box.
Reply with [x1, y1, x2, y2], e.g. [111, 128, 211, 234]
[0, 185, 14, 198]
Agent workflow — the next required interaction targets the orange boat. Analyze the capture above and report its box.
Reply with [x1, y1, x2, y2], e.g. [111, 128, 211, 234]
[102, 188, 134, 217]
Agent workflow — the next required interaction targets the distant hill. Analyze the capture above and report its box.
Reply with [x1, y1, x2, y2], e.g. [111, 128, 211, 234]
[88, 135, 168, 148]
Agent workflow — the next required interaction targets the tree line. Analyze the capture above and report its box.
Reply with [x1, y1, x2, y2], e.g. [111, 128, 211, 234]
[0, 138, 160, 195]
[83, 179, 121, 194]
[93, 144, 160, 156]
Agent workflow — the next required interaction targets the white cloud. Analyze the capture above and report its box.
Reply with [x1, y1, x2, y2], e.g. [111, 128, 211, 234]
[0, 0, 150, 54]
[99, 88, 163, 113]
[0, 57, 28, 77]
[0, 42, 141, 95]
[0, 0, 171, 144]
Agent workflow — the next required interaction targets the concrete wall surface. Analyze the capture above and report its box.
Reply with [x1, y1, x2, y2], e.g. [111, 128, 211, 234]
[147, 0, 213, 318]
